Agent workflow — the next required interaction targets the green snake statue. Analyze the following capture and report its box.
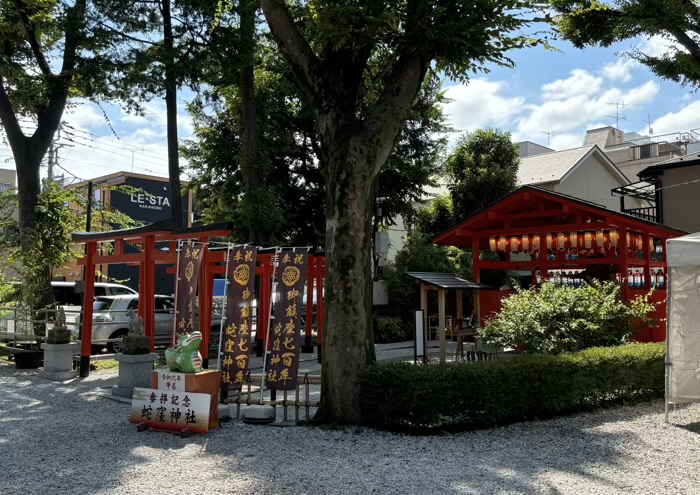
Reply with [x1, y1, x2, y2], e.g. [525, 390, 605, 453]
[165, 331, 203, 373]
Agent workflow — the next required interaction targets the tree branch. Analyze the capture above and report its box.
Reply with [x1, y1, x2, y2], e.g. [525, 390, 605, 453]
[261, 0, 324, 104]
[34, 0, 87, 149]
[14, 0, 53, 76]
[362, 52, 427, 178]
[0, 76, 26, 150]
[671, 27, 700, 62]
[97, 21, 159, 46]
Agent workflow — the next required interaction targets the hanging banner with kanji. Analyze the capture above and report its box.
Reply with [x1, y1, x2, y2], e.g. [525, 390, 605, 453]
[220, 245, 257, 390]
[268, 250, 308, 390]
[174, 242, 205, 343]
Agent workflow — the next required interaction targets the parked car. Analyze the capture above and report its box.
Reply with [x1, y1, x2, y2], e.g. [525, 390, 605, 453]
[52, 281, 137, 306]
[75, 294, 223, 353]
[55, 281, 137, 333]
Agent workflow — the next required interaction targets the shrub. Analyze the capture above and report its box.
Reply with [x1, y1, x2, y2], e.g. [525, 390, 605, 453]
[479, 280, 656, 354]
[360, 342, 665, 433]
[373, 315, 411, 344]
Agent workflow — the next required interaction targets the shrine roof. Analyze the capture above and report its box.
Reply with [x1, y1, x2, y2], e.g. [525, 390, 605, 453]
[432, 185, 686, 249]
[405, 272, 490, 289]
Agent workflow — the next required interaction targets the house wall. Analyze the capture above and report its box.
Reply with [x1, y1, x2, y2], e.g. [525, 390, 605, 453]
[659, 166, 700, 233]
[552, 154, 638, 212]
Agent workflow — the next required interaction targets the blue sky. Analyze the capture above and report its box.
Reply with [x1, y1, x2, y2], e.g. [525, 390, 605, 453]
[1, 32, 698, 184]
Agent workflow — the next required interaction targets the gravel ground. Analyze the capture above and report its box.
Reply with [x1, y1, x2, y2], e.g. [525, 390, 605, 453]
[1, 359, 700, 495]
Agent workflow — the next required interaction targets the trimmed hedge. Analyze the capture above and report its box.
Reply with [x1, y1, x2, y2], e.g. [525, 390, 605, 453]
[360, 342, 665, 433]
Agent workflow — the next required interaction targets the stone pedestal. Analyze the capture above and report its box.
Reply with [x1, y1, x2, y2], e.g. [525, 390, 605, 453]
[39, 342, 78, 381]
[112, 353, 159, 399]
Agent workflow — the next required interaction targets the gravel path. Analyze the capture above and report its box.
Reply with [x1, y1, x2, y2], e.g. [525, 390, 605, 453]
[1, 360, 699, 495]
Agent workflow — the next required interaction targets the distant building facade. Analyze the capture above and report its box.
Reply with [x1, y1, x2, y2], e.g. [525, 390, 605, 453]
[584, 126, 700, 180]
[60, 172, 193, 295]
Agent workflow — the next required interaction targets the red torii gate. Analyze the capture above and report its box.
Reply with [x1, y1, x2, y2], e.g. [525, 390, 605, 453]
[72, 221, 325, 377]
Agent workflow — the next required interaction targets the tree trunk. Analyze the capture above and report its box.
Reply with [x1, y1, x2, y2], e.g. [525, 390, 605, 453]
[162, 0, 183, 228]
[14, 140, 55, 341]
[316, 133, 378, 424]
[239, 0, 264, 244]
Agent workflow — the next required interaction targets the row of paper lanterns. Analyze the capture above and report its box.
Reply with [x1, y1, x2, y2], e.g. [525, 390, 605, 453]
[488, 229, 656, 254]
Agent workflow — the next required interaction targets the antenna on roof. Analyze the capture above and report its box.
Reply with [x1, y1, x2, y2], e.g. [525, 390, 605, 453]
[541, 131, 555, 147]
[644, 114, 654, 136]
[606, 101, 627, 129]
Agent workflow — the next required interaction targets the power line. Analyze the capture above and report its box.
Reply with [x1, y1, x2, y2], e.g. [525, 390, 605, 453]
[62, 124, 173, 162]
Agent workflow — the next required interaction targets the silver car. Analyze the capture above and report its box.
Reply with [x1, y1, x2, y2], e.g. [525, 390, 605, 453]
[77, 295, 222, 353]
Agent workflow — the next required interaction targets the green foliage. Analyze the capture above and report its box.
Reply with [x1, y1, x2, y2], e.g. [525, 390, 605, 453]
[414, 194, 455, 238]
[383, 233, 471, 324]
[480, 280, 657, 354]
[372, 315, 410, 344]
[446, 128, 519, 221]
[551, 0, 700, 87]
[360, 342, 665, 432]
[184, 45, 450, 245]
[0, 181, 138, 342]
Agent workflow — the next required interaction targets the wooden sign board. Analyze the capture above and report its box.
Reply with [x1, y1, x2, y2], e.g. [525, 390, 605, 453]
[129, 387, 211, 434]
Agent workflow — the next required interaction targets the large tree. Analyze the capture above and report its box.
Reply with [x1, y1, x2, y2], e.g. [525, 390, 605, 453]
[446, 128, 520, 222]
[0, 0, 147, 305]
[184, 43, 448, 246]
[551, 0, 700, 87]
[261, 0, 546, 424]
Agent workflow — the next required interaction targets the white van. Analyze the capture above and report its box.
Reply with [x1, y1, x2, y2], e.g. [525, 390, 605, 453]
[51, 281, 137, 305]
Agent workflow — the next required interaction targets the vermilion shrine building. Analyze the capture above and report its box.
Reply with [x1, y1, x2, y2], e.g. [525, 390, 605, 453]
[432, 186, 685, 342]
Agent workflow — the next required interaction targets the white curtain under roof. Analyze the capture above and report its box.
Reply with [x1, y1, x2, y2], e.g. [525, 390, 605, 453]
[667, 233, 700, 403]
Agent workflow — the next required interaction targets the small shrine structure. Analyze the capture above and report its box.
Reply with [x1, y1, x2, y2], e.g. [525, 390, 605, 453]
[431, 186, 685, 342]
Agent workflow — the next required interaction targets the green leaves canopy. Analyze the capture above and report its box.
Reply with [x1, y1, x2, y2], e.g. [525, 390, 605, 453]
[446, 128, 520, 222]
[552, 0, 700, 87]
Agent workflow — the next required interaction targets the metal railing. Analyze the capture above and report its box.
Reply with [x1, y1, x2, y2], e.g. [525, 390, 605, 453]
[623, 206, 658, 223]
[224, 372, 320, 422]
[0, 306, 70, 348]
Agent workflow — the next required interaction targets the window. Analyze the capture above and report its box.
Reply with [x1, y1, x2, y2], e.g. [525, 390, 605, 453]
[111, 287, 134, 296]
[94, 286, 107, 297]
[0, 183, 11, 193]
[127, 299, 139, 311]
[93, 298, 115, 311]
[155, 297, 174, 313]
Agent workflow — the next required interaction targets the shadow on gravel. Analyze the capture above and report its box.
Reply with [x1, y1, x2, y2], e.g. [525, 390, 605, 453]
[676, 421, 700, 434]
[0, 361, 691, 495]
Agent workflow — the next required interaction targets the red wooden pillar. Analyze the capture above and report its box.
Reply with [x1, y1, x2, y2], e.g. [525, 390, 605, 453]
[472, 238, 482, 326]
[79, 241, 97, 377]
[302, 255, 314, 353]
[315, 259, 324, 347]
[619, 227, 629, 304]
[642, 232, 651, 291]
[198, 240, 212, 367]
[139, 234, 156, 352]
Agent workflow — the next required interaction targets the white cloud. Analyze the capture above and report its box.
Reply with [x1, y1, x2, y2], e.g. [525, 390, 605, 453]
[638, 35, 684, 58]
[516, 80, 659, 140]
[541, 69, 603, 100]
[548, 133, 582, 151]
[601, 59, 638, 83]
[443, 79, 526, 131]
[63, 103, 107, 131]
[651, 100, 700, 135]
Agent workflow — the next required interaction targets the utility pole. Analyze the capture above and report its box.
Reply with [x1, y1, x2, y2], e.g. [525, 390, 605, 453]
[47, 123, 63, 181]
